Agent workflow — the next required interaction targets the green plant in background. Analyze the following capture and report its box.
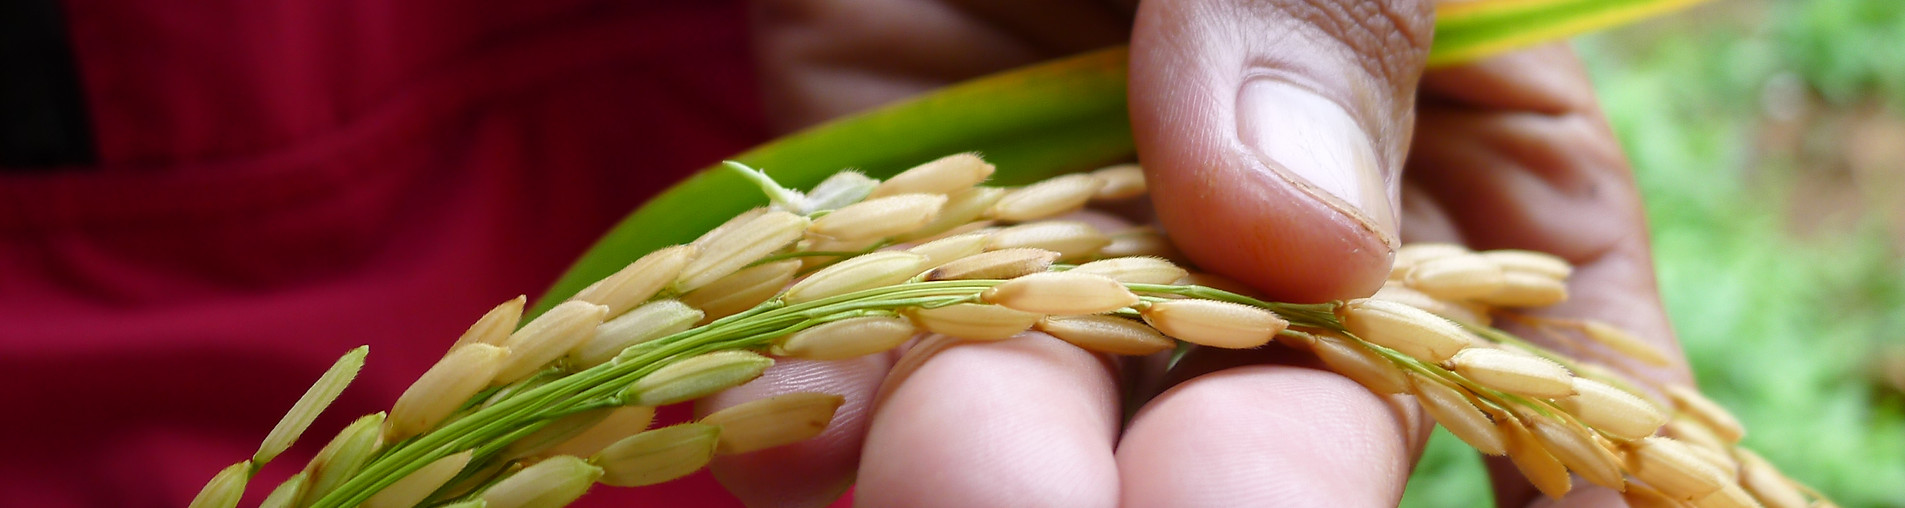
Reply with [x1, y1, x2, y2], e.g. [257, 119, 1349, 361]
[1403, 0, 1905, 506]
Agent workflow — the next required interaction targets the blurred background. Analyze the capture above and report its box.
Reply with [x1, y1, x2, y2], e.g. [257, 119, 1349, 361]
[1403, 0, 1905, 506]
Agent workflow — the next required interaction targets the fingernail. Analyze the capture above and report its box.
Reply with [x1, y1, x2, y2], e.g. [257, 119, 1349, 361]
[1237, 77, 1397, 244]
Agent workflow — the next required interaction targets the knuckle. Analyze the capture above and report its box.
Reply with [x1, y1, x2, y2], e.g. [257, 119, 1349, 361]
[1279, 0, 1435, 88]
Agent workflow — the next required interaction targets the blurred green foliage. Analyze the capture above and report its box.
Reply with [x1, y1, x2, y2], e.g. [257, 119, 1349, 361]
[1401, 1, 1905, 506]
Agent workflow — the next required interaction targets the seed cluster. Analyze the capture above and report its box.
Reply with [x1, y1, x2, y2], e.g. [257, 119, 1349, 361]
[193, 154, 1827, 508]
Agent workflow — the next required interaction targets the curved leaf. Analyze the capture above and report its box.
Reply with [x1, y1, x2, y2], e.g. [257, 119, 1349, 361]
[533, 48, 1132, 315]
[1429, 0, 1717, 67]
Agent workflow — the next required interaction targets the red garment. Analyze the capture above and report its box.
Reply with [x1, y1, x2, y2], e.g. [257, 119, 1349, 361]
[1, 1, 768, 505]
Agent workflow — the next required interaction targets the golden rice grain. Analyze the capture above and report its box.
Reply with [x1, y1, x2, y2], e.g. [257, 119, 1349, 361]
[480, 455, 603, 508]
[904, 303, 1043, 341]
[808, 193, 947, 242]
[571, 299, 703, 369]
[1310, 332, 1409, 394]
[570, 245, 696, 317]
[1480, 249, 1574, 280]
[1035, 315, 1175, 355]
[784, 251, 928, 304]
[1692, 484, 1759, 508]
[800, 170, 879, 213]
[1626, 436, 1728, 500]
[187, 461, 250, 508]
[676, 211, 809, 292]
[1410, 372, 1508, 456]
[1069, 256, 1188, 285]
[1099, 226, 1182, 261]
[1446, 347, 1576, 399]
[1473, 271, 1569, 307]
[451, 295, 527, 350]
[988, 173, 1103, 222]
[1683, 441, 1740, 479]
[1666, 384, 1746, 444]
[1338, 298, 1475, 363]
[1371, 283, 1490, 327]
[680, 259, 801, 321]
[699, 392, 846, 454]
[926, 248, 1057, 281]
[624, 351, 774, 407]
[985, 221, 1111, 261]
[894, 187, 1006, 242]
[1392, 243, 1470, 279]
[982, 272, 1138, 315]
[1580, 320, 1676, 367]
[1529, 416, 1628, 490]
[1557, 377, 1669, 441]
[794, 235, 883, 270]
[692, 208, 767, 250]
[1623, 483, 1692, 508]
[592, 423, 721, 487]
[495, 301, 610, 384]
[1140, 299, 1287, 349]
[1736, 448, 1808, 508]
[362, 450, 473, 508]
[907, 232, 990, 269]
[1405, 253, 1509, 300]
[387, 344, 507, 441]
[1089, 163, 1147, 200]
[1500, 417, 1572, 499]
[542, 406, 659, 459]
[869, 153, 995, 198]
[772, 316, 917, 360]
[1667, 416, 1732, 454]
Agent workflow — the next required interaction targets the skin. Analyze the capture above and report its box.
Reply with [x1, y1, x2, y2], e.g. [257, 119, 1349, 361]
[700, 1, 1695, 506]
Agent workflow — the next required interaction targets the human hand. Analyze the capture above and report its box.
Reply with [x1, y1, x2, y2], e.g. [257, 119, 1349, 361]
[710, 1, 1692, 506]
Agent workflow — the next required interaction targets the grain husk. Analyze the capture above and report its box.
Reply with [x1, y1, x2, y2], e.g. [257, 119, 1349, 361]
[699, 392, 846, 454]
[592, 423, 721, 487]
[1446, 347, 1576, 399]
[905, 303, 1043, 341]
[1338, 298, 1475, 363]
[783, 251, 927, 303]
[1036, 315, 1175, 355]
[869, 153, 994, 198]
[982, 272, 1138, 315]
[773, 316, 917, 360]
[988, 173, 1103, 222]
[570, 245, 695, 316]
[985, 221, 1110, 261]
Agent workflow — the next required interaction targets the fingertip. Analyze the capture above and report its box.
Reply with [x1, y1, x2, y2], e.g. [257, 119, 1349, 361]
[697, 356, 892, 507]
[1147, 160, 1394, 301]
[1117, 365, 1421, 507]
[1129, 0, 1421, 302]
[858, 333, 1122, 508]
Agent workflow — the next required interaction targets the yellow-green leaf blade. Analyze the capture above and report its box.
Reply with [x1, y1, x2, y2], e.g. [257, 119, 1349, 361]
[1429, 0, 1718, 67]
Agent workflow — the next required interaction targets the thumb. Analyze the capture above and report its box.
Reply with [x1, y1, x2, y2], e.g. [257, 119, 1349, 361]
[1130, 0, 1432, 302]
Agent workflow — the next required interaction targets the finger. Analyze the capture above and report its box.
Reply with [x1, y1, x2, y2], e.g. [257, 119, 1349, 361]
[1405, 43, 1691, 507]
[1407, 43, 1688, 382]
[1117, 348, 1430, 507]
[1130, 0, 1435, 302]
[856, 333, 1123, 507]
[695, 356, 894, 507]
